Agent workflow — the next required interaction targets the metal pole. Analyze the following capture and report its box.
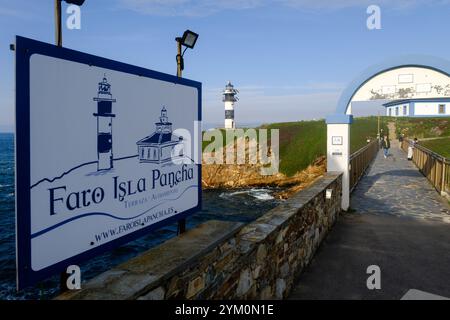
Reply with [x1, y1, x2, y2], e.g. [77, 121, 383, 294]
[377, 112, 380, 139]
[441, 156, 446, 195]
[55, 0, 62, 47]
[176, 40, 182, 77]
[55, 0, 67, 291]
[176, 38, 186, 234]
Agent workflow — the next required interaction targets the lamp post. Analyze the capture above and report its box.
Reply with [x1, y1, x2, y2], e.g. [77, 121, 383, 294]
[175, 30, 199, 77]
[175, 30, 199, 234]
[54, 0, 86, 46]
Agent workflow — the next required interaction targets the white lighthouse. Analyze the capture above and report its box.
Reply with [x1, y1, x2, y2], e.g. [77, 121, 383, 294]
[93, 75, 116, 171]
[222, 81, 238, 129]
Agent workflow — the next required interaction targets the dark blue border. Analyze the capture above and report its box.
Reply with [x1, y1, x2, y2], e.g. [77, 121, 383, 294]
[15, 36, 202, 290]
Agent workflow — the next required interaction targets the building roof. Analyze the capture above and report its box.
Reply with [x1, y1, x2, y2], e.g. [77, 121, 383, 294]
[137, 132, 173, 145]
[383, 97, 450, 107]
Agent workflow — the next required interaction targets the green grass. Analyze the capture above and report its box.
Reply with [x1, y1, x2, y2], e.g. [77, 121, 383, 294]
[263, 120, 327, 176]
[393, 117, 450, 158]
[202, 116, 388, 177]
[420, 137, 450, 158]
[350, 116, 389, 152]
[262, 116, 387, 176]
[394, 117, 450, 138]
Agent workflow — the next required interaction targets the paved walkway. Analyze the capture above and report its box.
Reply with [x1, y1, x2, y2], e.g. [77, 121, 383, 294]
[289, 126, 450, 299]
[351, 140, 450, 223]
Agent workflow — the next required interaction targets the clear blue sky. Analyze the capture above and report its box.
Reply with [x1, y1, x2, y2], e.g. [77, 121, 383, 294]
[1, 0, 450, 131]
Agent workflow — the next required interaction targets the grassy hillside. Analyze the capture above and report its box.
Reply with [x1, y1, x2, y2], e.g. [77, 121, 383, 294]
[420, 137, 450, 158]
[394, 117, 450, 158]
[395, 117, 450, 138]
[203, 116, 388, 177]
[262, 120, 326, 176]
[262, 116, 387, 176]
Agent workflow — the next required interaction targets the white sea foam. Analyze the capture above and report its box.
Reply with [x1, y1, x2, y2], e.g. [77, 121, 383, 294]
[220, 188, 274, 201]
[248, 188, 274, 200]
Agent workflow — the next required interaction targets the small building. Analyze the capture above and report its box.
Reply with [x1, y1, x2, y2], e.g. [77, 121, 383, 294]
[136, 107, 184, 164]
[383, 98, 450, 117]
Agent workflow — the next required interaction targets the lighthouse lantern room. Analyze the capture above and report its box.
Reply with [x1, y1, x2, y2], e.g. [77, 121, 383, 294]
[93, 75, 116, 171]
[222, 81, 238, 129]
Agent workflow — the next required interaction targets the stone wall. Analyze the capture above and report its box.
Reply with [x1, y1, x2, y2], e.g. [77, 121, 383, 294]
[57, 172, 342, 300]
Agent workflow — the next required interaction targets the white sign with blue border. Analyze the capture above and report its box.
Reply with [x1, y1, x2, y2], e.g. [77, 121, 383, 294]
[15, 36, 202, 290]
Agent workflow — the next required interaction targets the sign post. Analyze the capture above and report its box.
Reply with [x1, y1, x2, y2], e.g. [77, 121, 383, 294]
[176, 37, 186, 235]
[54, 0, 62, 47]
[15, 36, 202, 290]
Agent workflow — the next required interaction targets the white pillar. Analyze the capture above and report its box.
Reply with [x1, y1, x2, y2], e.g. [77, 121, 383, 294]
[327, 123, 350, 211]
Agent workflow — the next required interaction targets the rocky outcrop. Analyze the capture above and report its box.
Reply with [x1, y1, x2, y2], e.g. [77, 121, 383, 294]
[202, 156, 326, 199]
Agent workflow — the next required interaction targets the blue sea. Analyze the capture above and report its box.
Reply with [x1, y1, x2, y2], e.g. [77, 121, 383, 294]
[0, 133, 281, 300]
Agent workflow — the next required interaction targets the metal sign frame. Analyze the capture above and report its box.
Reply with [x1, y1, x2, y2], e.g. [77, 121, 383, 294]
[15, 36, 202, 290]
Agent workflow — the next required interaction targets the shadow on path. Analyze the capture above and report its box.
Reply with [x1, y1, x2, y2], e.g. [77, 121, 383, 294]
[289, 212, 450, 299]
[289, 123, 450, 299]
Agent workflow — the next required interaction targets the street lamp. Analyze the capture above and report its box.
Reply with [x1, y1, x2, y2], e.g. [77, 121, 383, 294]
[176, 30, 199, 77]
[174, 30, 198, 235]
[54, 0, 86, 47]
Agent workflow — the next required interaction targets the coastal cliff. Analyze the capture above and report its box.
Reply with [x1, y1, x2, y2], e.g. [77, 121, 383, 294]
[201, 156, 326, 199]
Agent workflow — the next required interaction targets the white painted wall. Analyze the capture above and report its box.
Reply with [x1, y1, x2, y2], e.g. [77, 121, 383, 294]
[224, 101, 234, 111]
[414, 102, 450, 116]
[327, 123, 350, 211]
[224, 119, 234, 129]
[352, 67, 450, 101]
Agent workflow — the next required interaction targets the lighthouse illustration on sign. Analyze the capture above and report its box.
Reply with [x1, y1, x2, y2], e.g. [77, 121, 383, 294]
[222, 81, 238, 129]
[93, 75, 116, 171]
[136, 107, 184, 164]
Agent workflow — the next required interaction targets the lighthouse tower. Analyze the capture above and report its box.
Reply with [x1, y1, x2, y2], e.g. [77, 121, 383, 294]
[222, 81, 238, 129]
[93, 75, 116, 171]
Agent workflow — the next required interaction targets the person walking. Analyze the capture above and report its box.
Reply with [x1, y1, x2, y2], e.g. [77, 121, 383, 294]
[398, 133, 404, 149]
[381, 135, 390, 158]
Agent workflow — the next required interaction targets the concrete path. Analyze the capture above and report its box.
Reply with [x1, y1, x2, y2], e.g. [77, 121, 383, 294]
[351, 139, 450, 223]
[289, 126, 450, 299]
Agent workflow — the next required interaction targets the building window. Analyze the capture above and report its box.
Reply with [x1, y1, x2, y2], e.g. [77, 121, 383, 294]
[403, 105, 407, 115]
[388, 108, 392, 116]
[438, 104, 446, 114]
[395, 107, 399, 116]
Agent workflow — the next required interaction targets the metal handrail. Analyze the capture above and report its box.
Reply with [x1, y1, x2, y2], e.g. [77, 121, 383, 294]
[350, 140, 377, 160]
[402, 138, 449, 195]
[414, 143, 449, 163]
[349, 140, 379, 191]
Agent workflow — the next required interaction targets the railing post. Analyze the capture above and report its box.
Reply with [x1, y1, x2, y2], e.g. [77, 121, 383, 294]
[441, 156, 446, 194]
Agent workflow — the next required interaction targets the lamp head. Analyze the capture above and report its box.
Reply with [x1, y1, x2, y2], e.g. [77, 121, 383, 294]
[63, 0, 86, 5]
[178, 30, 199, 49]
